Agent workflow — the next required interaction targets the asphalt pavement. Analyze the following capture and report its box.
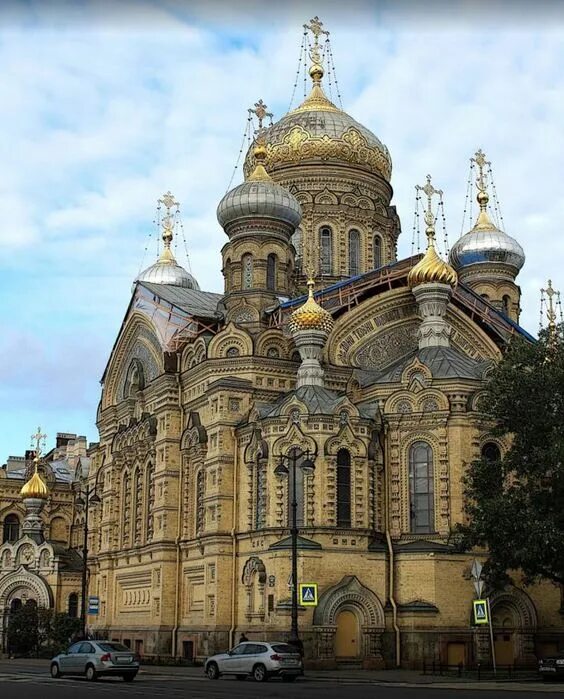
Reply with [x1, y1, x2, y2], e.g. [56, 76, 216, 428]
[1, 667, 564, 699]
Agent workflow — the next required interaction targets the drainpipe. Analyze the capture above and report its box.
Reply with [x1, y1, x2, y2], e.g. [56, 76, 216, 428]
[228, 426, 239, 648]
[172, 367, 185, 657]
[379, 420, 401, 667]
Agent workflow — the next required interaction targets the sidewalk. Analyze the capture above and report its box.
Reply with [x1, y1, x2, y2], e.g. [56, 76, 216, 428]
[0, 657, 562, 692]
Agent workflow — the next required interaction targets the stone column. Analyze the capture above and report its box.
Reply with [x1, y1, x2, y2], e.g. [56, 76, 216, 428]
[293, 329, 328, 388]
[22, 497, 46, 544]
[412, 282, 453, 349]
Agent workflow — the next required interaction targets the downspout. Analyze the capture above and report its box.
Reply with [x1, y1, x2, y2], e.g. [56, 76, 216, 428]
[229, 426, 239, 648]
[379, 419, 401, 667]
[172, 367, 185, 657]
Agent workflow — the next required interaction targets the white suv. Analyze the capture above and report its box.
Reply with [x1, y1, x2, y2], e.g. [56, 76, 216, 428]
[205, 641, 303, 682]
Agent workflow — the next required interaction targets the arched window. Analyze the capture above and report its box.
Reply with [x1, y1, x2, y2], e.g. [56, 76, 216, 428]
[288, 447, 305, 527]
[266, 253, 276, 291]
[502, 295, 511, 315]
[291, 229, 303, 272]
[408, 441, 434, 534]
[348, 229, 360, 276]
[481, 293, 490, 301]
[482, 442, 501, 462]
[319, 226, 332, 276]
[145, 462, 155, 542]
[223, 257, 231, 290]
[336, 449, 352, 527]
[242, 253, 253, 289]
[68, 593, 79, 618]
[196, 469, 204, 535]
[10, 599, 22, 612]
[3, 514, 20, 543]
[373, 234, 382, 269]
[255, 459, 267, 530]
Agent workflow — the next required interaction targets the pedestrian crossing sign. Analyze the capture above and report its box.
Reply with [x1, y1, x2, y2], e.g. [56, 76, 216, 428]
[299, 583, 318, 607]
[473, 599, 489, 625]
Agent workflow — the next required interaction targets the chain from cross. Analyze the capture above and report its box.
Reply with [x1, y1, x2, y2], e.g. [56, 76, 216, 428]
[248, 99, 273, 131]
[30, 426, 47, 460]
[472, 148, 491, 193]
[416, 175, 443, 229]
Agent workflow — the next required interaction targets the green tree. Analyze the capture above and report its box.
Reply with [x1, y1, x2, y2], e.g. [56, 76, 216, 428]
[50, 612, 81, 652]
[455, 327, 564, 587]
[7, 604, 39, 655]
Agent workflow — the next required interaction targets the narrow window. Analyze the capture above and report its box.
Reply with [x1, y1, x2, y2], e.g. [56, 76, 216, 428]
[336, 449, 352, 527]
[122, 472, 131, 546]
[348, 229, 360, 276]
[68, 593, 79, 618]
[502, 295, 511, 315]
[408, 442, 434, 533]
[291, 229, 303, 272]
[223, 257, 231, 290]
[319, 227, 332, 276]
[242, 253, 253, 289]
[266, 253, 276, 291]
[3, 514, 19, 543]
[373, 234, 382, 269]
[287, 447, 305, 527]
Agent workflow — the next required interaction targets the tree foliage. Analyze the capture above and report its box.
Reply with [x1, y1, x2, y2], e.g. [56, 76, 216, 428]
[7, 606, 81, 656]
[455, 327, 564, 587]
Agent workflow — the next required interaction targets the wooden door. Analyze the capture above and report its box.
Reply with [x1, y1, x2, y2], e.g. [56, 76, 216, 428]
[494, 633, 515, 666]
[335, 610, 359, 657]
[447, 642, 465, 667]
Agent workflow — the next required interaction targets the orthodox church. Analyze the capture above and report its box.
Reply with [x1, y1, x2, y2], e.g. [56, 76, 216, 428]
[2, 18, 562, 668]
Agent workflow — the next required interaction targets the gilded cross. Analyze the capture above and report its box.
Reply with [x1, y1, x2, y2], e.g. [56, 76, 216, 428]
[416, 174, 443, 230]
[542, 279, 559, 328]
[304, 16, 329, 66]
[30, 427, 47, 460]
[248, 99, 273, 130]
[472, 148, 490, 193]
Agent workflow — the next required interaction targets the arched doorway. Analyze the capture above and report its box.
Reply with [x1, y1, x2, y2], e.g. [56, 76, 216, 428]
[488, 588, 538, 667]
[335, 609, 359, 657]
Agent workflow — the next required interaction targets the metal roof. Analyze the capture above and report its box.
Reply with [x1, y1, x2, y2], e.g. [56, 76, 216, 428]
[138, 282, 222, 319]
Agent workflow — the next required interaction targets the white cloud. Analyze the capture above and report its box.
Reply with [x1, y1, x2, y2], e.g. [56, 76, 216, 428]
[0, 0, 563, 457]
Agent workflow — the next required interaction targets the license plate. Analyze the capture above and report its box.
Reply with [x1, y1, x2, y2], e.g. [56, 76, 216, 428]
[116, 656, 133, 664]
[540, 667, 556, 672]
[282, 659, 298, 665]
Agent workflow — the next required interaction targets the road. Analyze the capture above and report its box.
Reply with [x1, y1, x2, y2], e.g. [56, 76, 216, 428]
[0, 669, 563, 699]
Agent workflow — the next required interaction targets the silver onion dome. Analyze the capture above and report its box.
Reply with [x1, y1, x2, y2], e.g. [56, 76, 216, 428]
[136, 256, 200, 289]
[449, 226, 525, 273]
[217, 177, 302, 230]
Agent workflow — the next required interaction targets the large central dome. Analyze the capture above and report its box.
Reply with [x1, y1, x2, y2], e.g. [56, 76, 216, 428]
[243, 83, 392, 181]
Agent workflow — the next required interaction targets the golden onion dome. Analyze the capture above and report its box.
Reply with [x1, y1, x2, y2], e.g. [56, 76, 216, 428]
[289, 279, 334, 334]
[20, 467, 49, 499]
[242, 82, 392, 181]
[408, 227, 458, 289]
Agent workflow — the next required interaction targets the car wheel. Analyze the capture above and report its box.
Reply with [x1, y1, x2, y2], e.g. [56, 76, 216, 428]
[282, 675, 296, 682]
[123, 673, 136, 682]
[50, 663, 62, 679]
[253, 664, 268, 682]
[235, 674, 246, 681]
[85, 665, 98, 682]
[206, 662, 220, 680]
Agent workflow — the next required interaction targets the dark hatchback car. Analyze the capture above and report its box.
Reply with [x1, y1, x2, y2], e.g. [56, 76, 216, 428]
[539, 656, 564, 680]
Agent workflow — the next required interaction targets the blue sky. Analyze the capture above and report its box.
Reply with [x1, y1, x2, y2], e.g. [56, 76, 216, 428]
[1, 0, 564, 459]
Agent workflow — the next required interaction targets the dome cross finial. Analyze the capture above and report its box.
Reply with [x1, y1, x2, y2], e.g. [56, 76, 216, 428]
[158, 191, 180, 258]
[30, 426, 47, 461]
[304, 16, 329, 84]
[416, 174, 443, 243]
[472, 148, 491, 212]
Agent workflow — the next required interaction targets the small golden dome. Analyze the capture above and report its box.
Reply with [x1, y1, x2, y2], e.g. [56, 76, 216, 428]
[408, 230, 458, 289]
[289, 279, 334, 334]
[20, 467, 49, 499]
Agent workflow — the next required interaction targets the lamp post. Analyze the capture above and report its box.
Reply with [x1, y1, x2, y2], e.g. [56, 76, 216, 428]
[74, 475, 102, 640]
[274, 447, 316, 652]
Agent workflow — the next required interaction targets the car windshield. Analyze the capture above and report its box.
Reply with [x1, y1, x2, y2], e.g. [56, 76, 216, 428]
[271, 644, 300, 655]
[97, 643, 132, 653]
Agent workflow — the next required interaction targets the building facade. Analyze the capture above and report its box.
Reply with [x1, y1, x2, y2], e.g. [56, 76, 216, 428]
[1, 18, 562, 669]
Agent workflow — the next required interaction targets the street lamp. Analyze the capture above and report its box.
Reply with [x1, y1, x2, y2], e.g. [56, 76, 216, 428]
[275, 447, 316, 653]
[74, 471, 103, 640]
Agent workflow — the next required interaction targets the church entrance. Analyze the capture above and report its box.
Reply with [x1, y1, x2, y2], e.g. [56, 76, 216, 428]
[335, 610, 359, 657]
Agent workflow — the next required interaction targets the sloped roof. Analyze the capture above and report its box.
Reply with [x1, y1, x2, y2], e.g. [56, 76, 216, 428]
[258, 385, 378, 420]
[357, 346, 492, 387]
[138, 282, 222, 319]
